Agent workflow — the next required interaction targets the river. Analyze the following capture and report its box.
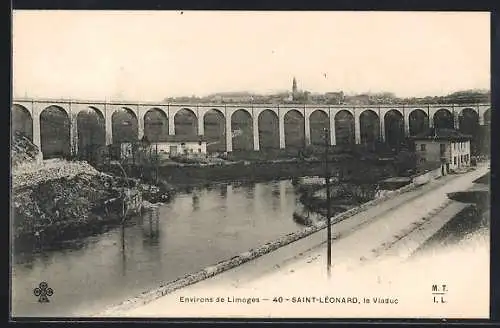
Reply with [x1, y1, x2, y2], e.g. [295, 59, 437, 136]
[12, 179, 305, 317]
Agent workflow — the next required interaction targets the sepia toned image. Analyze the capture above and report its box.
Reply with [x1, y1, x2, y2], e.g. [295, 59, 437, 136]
[10, 10, 491, 319]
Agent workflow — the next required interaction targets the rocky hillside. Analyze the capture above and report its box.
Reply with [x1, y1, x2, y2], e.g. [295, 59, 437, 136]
[12, 171, 118, 240]
[11, 134, 122, 242]
[12, 136, 169, 245]
[13, 158, 102, 190]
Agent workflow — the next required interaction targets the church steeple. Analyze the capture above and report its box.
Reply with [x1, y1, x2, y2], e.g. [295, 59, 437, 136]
[292, 77, 298, 94]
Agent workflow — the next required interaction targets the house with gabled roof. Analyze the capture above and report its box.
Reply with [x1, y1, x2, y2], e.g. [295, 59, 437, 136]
[411, 128, 472, 174]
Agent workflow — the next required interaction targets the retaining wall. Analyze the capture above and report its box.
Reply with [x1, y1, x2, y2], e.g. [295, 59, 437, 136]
[412, 167, 443, 186]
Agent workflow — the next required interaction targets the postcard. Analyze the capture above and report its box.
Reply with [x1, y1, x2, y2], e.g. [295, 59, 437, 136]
[11, 10, 491, 319]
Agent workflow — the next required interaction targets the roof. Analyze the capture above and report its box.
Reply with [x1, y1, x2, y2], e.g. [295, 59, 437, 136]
[154, 135, 208, 143]
[411, 128, 472, 141]
[114, 135, 208, 146]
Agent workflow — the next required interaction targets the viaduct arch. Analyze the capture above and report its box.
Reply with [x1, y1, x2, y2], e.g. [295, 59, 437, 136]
[12, 99, 492, 158]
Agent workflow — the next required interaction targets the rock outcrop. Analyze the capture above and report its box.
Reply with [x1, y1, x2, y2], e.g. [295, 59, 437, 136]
[11, 131, 41, 168]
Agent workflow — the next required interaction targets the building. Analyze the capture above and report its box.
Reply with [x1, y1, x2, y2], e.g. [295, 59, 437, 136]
[104, 142, 133, 161]
[289, 77, 311, 103]
[109, 135, 207, 162]
[108, 141, 145, 162]
[150, 135, 207, 157]
[412, 128, 472, 174]
[325, 91, 345, 104]
[344, 94, 370, 105]
[207, 92, 254, 103]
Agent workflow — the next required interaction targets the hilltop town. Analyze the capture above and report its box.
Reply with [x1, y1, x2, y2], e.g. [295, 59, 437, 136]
[164, 78, 490, 105]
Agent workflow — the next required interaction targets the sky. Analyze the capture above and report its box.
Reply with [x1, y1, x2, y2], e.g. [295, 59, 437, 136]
[12, 11, 490, 102]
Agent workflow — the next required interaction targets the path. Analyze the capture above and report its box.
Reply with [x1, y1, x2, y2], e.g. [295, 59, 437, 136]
[102, 163, 490, 318]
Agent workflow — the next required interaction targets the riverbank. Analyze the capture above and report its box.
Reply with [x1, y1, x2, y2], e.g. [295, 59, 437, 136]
[12, 158, 170, 252]
[290, 160, 467, 226]
[11, 147, 417, 250]
[12, 178, 305, 317]
[294, 181, 380, 225]
[11, 128, 176, 250]
[115, 154, 398, 192]
[12, 150, 394, 251]
[99, 162, 489, 317]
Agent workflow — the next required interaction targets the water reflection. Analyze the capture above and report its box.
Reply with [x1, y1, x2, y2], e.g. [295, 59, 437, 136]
[121, 224, 126, 276]
[253, 183, 261, 213]
[12, 179, 304, 317]
[280, 180, 287, 211]
[219, 184, 227, 197]
[243, 184, 255, 200]
[219, 184, 228, 212]
[192, 193, 200, 211]
[270, 181, 281, 211]
[142, 210, 161, 242]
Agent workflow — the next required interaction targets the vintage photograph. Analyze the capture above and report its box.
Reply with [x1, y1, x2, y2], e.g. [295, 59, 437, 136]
[11, 11, 491, 319]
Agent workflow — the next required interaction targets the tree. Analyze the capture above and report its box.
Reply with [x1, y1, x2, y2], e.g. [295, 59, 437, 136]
[444, 90, 490, 104]
[394, 149, 417, 175]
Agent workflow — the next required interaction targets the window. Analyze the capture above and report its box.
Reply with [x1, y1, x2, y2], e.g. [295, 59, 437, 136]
[454, 156, 457, 165]
[198, 148, 201, 153]
[198, 141, 202, 146]
[420, 144, 426, 151]
[440, 144, 446, 155]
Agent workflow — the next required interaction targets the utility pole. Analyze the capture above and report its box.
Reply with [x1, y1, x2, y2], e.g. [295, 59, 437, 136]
[324, 128, 332, 278]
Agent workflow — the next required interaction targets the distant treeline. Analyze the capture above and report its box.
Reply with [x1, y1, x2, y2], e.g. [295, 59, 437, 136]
[164, 89, 490, 105]
[394, 90, 491, 105]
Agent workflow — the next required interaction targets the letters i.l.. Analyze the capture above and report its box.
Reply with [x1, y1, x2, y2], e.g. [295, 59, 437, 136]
[433, 296, 446, 303]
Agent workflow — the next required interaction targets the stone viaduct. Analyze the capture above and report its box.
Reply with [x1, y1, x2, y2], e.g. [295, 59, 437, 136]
[12, 98, 491, 156]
